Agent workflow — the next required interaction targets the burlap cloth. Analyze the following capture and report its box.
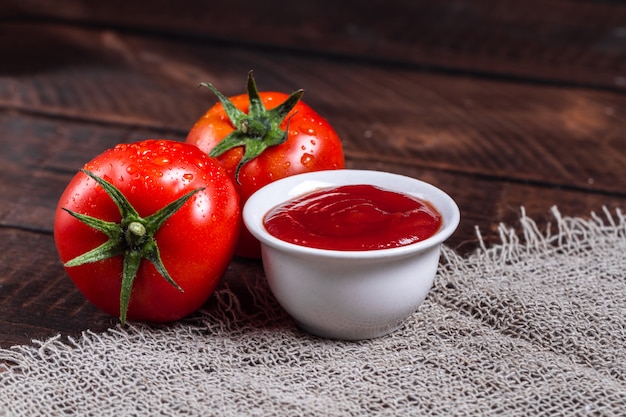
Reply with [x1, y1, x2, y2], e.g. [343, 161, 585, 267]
[1, 207, 625, 416]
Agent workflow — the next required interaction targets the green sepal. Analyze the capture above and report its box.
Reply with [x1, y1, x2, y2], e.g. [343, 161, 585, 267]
[62, 169, 203, 324]
[62, 210, 124, 266]
[120, 250, 142, 325]
[202, 71, 304, 183]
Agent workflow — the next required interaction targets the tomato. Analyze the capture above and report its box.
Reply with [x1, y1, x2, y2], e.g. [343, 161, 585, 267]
[186, 72, 345, 258]
[54, 139, 240, 323]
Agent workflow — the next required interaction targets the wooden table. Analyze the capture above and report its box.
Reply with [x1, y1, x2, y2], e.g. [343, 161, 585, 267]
[1, 0, 625, 348]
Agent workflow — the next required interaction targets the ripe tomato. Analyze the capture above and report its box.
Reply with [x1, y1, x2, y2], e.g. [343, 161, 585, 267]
[186, 72, 345, 258]
[54, 139, 240, 323]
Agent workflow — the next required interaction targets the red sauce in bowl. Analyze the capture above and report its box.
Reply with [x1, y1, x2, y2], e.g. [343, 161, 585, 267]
[263, 184, 442, 251]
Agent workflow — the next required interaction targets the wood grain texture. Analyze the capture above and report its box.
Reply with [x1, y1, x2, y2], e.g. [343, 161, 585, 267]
[2, 113, 624, 346]
[1, 1, 625, 347]
[2, 23, 625, 194]
[4, 0, 626, 90]
[0, 228, 116, 347]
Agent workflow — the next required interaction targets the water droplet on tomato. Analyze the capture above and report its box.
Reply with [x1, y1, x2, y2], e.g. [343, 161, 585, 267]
[300, 153, 314, 167]
[183, 173, 194, 181]
[152, 156, 170, 166]
[139, 144, 152, 156]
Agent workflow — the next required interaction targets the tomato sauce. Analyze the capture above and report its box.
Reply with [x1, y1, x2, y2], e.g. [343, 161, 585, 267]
[263, 184, 442, 251]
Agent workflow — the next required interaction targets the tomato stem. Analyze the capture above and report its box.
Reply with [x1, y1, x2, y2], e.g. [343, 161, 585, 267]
[202, 71, 304, 183]
[126, 221, 147, 247]
[62, 169, 203, 324]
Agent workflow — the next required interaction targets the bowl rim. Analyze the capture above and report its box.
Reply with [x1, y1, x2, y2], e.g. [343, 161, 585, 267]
[243, 169, 460, 260]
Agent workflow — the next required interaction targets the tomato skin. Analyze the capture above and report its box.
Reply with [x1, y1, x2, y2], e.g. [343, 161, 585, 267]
[186, 91, 345, 258]
[54, 140, 240, 322]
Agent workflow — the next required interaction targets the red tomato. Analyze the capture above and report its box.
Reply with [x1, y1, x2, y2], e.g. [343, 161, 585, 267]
[54, 139, 240, 323]
[186, 73, 345, 258]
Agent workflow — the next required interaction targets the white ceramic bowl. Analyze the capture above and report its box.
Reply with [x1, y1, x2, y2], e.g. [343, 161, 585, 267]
[243, 169, 460, 340]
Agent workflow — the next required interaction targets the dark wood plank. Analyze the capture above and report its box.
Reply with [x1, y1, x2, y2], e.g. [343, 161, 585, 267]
[0, 228, 117, 347]
[2, 109, 624, 253]
[1, 5, 626, 349]
[4, 0, 626, 90]
[2, 23, 625, 196]
[2, 113, 625, 347]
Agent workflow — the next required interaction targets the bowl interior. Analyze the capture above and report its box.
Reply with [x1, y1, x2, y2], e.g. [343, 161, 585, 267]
[243, 169, 460, 259]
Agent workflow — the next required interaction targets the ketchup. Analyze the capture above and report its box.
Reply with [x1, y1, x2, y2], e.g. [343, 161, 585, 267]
[263, 184, 442, 251]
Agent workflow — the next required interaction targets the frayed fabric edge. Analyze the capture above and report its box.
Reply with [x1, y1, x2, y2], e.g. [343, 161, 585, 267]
[441, 205, 626, 270]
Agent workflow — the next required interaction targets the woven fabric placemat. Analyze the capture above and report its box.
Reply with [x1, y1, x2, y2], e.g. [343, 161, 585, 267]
[1, 207, 625, 416]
